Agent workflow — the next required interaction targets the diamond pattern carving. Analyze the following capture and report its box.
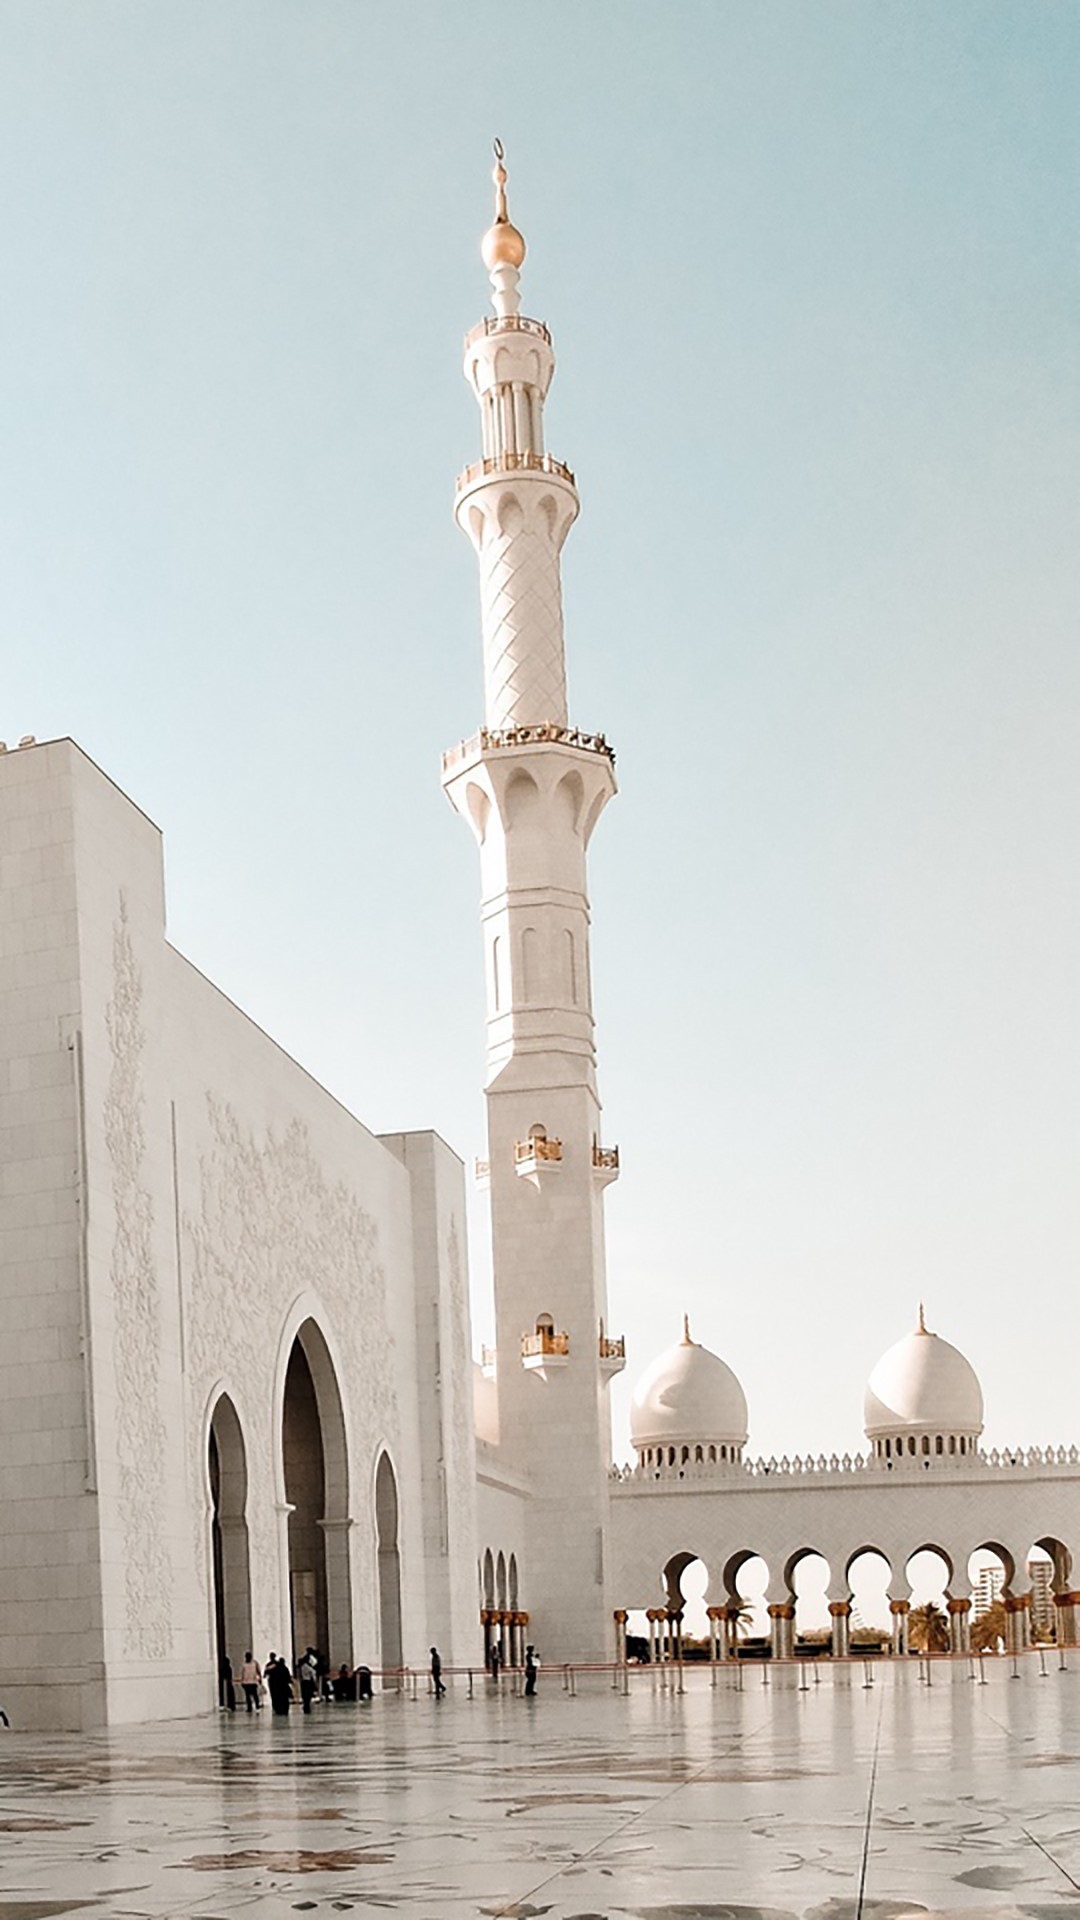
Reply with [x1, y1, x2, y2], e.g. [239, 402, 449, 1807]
[478, 506, 568, 728]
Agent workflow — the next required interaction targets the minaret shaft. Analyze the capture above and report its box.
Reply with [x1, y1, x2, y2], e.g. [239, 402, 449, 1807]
[443, 150, 619, 1665]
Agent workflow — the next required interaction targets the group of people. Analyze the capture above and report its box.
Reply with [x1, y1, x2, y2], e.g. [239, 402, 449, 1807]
[218, 1639, 542, 1713]
[484, 1641, 541, 1695]
[220, 1648, 376, 1715]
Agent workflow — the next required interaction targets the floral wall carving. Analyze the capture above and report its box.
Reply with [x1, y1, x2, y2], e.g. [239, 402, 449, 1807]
[105, 896, 174, 1660]
[184, 1095, 399, 1652]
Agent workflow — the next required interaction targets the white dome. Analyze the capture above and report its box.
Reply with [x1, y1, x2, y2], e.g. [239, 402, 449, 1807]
[630, 1320, 748, 1454]
[864, 1311, 983, 1441]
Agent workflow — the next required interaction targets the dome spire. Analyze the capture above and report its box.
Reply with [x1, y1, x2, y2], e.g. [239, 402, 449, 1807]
[481, 138, 526, 319]
[917, 1301, 928, 1334]
[682, 1312, 693, 1346]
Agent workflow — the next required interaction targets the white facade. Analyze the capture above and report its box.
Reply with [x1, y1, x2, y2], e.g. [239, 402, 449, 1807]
[3, 155, 1079, 1730]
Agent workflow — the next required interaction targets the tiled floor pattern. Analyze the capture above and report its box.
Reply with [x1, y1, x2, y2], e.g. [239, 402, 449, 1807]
[3, 1658, 1080, 1917]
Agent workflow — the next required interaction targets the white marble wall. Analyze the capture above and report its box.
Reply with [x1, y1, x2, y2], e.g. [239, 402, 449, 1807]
[0, 738, 478, 1729]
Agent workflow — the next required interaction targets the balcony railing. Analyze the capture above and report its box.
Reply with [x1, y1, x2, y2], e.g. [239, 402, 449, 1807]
[592, 1144, 620, 1172]
[515, 1136, 563, 1164]
[442, 723, 616, 774]
[474, 1157, 491, 1183]
[456, 451, 575, 492]
[464, 313, 552, 349]
[521, 1328, 570, 1360]
[480, 1345, 497, 1376]
[599, 1334, 626, 1361]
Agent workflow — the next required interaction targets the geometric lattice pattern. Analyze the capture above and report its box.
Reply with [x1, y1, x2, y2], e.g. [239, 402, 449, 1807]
[478, 497, 569, 729]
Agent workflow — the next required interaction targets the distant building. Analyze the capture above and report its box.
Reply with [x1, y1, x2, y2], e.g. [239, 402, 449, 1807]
[974, 1566, 1005, 1617]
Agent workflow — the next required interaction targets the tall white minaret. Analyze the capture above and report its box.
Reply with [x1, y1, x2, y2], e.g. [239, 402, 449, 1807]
[442, 145, 623, 1664]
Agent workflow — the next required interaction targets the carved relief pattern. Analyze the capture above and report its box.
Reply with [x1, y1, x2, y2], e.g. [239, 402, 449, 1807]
[184, 1097, 399, 1652]
[479, 501, 569, 728]
[105, 896, 174, 1659]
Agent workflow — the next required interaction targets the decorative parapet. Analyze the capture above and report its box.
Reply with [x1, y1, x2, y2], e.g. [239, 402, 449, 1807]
[592, 1141, 619, 1186]
[609, 1441, 1080, 1490]
[514, 1136, 562, 1186]
[521, 1327, 570, 1372]
[599, 1327, 626, 1377]
[464, 312, 552, 349]
[442, 723, 616, 775]
[456, 450, 575, 493]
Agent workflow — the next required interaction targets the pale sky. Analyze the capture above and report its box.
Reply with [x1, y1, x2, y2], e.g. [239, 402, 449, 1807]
[1, 1, 1077, 1463]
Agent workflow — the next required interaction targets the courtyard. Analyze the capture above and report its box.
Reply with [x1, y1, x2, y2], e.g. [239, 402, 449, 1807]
[2, 1656, 1080, 1918]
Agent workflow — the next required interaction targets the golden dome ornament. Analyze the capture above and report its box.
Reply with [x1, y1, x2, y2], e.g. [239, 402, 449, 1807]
[481, 137, 527, 271]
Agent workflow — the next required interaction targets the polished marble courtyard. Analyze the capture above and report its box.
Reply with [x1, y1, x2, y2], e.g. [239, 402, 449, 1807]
[3, 1656, 1080, 1919]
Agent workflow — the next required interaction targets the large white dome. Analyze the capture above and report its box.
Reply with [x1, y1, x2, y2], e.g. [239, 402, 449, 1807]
[630, 1319, 748, 1456]
[864, 1310, 983, 1443]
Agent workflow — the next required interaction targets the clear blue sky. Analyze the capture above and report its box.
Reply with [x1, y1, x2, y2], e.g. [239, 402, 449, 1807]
[1, 2, 1077, 1459]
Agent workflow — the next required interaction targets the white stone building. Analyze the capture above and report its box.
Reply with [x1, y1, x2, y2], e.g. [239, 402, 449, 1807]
[2, 150, 1078, 1731]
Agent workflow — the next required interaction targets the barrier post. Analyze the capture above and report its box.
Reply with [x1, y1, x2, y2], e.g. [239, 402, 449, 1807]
[798, 1661, 809, 1692]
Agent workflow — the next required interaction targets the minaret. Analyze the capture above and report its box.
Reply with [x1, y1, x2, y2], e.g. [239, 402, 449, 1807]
[442, 145, 623, 1663]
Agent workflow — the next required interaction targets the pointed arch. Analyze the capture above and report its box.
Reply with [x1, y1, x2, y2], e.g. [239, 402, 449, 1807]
[205, 1389, 252, 1686]
[375, 1450, 403, 1681]
[275, 1306, 354, 1667]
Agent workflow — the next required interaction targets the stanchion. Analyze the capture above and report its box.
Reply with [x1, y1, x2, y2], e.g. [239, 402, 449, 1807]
[798, 1661, 809, 1692]
[467, 1669, 474, 1698]
[1010, 1652, 1020, 1680]
[862, 1659, 873, 1689]
[1039, 1646, 1048, 1677]
[568, 1665, 577, 1697]
[813, 1661, 821, 1686]
[1059, 1645, 1069, 1672]
[761, 1660, 770, 1688]
[977, 1652, 987, 1686]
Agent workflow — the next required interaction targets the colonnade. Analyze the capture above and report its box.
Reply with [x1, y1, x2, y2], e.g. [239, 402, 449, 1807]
[480, 1606, 531, 1669]
[614, 1587, 1080, 1662]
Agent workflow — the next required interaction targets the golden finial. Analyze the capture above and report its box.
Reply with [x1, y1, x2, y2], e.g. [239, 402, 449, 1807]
[682, 1313, 693, 1345]
[917, 1302, 928, 1334]
[481, 136, 526, 271]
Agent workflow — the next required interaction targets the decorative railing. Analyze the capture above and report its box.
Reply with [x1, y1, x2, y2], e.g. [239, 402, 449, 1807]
[442, 723, 615, 773]
[521, 1328, 570, 1360]
[456, 450, 575, 492]
[474, 1157, 490, 1181]
[609, 1441, 1080, 1487]
[514, 1136, 563, 1164]
[464, 313, 552, 348]
[599, 1334, 626, 1361]
[592, 1144, 620, 1172]
[480, 1345, 497, 1373]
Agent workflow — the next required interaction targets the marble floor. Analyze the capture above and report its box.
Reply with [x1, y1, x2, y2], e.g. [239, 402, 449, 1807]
[2, 1655, 1080, 1919]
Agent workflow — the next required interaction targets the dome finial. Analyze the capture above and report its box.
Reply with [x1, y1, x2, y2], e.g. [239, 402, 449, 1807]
[481, 138, 526, 310]
[682, 1312, 693, 1346]
[917, 1301, 928, 1334]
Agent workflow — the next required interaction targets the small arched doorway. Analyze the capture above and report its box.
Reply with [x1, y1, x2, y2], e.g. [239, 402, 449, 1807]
[375, 1451, 403, 1680]
[208, 1394, 252, 1691]
[281, 1320, 352, 1666]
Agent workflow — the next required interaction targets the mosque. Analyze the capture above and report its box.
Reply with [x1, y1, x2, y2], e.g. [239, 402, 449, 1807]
[1, 152, 1077, 1731]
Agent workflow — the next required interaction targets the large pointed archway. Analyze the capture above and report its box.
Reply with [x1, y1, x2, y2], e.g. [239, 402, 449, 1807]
[375, 1450, 403, 1681]
[281, 1319, 352, 1666]
[208, 1393, 252, 1690]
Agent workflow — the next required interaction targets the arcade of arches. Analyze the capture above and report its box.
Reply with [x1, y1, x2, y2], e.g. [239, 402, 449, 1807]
[616, 1536, 1080, 1663]
[206, 1321, 405, 1679]
[480, 1544, 530, 1668]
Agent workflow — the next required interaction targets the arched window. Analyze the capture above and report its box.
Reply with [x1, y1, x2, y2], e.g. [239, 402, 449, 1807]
[935, 1434, 943, 1455]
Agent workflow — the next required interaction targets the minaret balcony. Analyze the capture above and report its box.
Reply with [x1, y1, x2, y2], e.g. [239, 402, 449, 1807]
[442, 722, 616, 776]
[592, 1142, 620, 1187]
[480, 1345, 497, 1380]
[464, 312, 551, 349]
[514, 1135, 563, 1186]
[474, 1157, 491, 1189]
[455, 450, 576, 494]
[521, 1328, 570, 1372]
[599, 1332, 626, 1378]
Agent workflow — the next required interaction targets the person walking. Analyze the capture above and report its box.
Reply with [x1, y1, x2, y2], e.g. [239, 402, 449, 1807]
[266, 1653, 293, 1716]
[524, 1645, 539, 1696]
[297, 1647, 318, 1715]
[239, 1652, 262, 1711]
[220, 1655, 237, 1711]
[430, 1646, 445, 1697]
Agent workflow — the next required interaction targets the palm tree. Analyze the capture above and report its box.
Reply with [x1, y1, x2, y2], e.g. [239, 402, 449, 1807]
[908, 1601, 950, 1653]
[971, 1600, 1007, 1653]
